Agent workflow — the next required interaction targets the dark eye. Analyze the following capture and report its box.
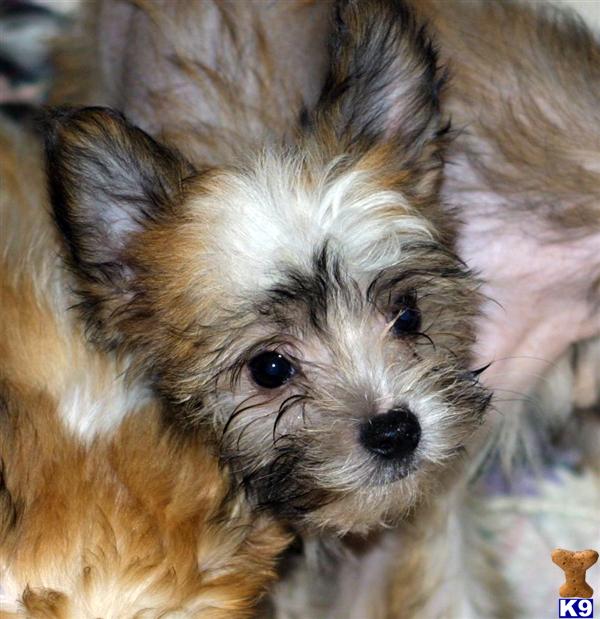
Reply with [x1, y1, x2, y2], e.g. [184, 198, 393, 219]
[248, 351, 296, 389]
[392, 303, 421, 336]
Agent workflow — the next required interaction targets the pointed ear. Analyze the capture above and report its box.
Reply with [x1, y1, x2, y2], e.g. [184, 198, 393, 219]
[43, 107, 193, 284]
[308, 0, 447, 170]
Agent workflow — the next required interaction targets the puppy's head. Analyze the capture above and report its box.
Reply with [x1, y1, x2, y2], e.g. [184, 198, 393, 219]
[44, 0, 490, 532]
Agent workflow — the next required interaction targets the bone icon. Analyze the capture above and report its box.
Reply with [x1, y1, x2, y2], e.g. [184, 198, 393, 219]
[552, 548, 599, 598]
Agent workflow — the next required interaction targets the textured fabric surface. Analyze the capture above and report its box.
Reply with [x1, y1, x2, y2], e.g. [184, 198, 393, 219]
[473, 448, 600, 617]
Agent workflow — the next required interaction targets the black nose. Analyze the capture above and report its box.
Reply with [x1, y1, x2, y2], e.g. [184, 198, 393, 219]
[359, 407, 421, 460]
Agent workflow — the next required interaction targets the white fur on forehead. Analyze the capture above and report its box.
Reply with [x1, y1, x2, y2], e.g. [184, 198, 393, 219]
[191, 152, 437, 290]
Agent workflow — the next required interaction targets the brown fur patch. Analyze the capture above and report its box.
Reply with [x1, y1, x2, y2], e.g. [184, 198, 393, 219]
[0, 381, 290, 617]
[50, 0, 333, 165]
[0, 119, 291, 617]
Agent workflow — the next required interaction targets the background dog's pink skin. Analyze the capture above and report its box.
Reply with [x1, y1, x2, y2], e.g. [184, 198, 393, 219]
[458, 208, 600, 396]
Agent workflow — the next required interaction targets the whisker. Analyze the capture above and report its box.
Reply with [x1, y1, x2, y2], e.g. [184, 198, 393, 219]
[220, 394, 276, 446]
[235, 412, 279, 452]
[273, 394, 309, 441]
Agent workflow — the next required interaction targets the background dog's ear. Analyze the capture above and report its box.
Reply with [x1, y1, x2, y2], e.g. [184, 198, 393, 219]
[308, 0, 447, 177]
[43, 107, 192, 285]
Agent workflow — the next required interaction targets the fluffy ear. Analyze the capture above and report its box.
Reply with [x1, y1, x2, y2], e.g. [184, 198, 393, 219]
[43, 107, 193, 284]
[308, 0, 447, 170]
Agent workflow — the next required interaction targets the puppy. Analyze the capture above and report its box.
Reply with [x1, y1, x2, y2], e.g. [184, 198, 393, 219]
[0, 114, 291, 618]
[41, 0, 490, 534]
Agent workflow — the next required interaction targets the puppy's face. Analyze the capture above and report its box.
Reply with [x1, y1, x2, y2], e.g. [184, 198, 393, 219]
[45, 0, 490, 531]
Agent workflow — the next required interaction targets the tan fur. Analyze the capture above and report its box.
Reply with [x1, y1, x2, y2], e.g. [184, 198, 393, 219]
[1, 385, 289, 618]
[0, 119, 290, 617]
[50, 0, 332, 165]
